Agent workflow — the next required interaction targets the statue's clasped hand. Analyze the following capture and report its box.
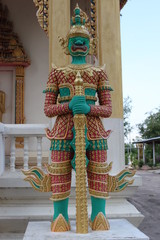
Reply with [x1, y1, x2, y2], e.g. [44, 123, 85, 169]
[69, 96, 91, 115]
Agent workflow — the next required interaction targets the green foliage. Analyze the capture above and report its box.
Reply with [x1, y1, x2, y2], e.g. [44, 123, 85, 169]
[137, 108, 160, 163]
[148, 159, 153, 167]
[155, 163, 160, 167]
[123, 97, 132, 139]
[125, 153, 129, 165]
[138, 160, 144, 168]
[138, 107, 160, 139]
[125, 143, 138, 166]
[132, 159, 139, 168]
[144, 145, 152, 163]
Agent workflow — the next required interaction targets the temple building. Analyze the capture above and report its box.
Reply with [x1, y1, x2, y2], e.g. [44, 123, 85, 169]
[0, 0, 146, 238]
[0, 0, 127, 172]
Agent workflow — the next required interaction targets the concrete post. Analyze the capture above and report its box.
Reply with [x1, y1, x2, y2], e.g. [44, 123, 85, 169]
[143, 144, 145, 164]
[153, 141, 155, 166]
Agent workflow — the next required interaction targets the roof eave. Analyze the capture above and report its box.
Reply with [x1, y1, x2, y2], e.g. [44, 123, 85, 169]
[120, 0, 128, 10]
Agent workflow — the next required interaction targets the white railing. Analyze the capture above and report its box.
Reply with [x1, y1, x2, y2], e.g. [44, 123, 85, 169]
[0, 123, 50, 175]
[0, 123, 5, 175]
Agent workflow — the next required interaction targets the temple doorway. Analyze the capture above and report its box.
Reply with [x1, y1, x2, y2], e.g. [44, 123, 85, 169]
[0, 69, 14, 124]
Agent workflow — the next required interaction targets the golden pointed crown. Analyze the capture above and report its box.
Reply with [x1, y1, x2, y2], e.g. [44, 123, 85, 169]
[59, 4, 96, 55]
[68, 3, 91, 39]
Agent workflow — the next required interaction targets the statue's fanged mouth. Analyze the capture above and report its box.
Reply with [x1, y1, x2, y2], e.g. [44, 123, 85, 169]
[71, 45, 88, 52]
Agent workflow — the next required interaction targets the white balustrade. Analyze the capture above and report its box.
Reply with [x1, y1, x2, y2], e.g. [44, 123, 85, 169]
[0, 123, 50, 175]
[37, 136, 42, 167]
[10, 137, 16, 172]
[0, 123, 5, 175]
[24, 137, 29, 170]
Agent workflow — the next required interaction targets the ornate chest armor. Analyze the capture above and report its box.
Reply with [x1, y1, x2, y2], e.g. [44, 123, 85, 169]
[44, 64, 112, 141]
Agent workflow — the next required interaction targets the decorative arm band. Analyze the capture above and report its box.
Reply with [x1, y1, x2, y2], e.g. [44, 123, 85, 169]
[44, 102, 71, 118]
[89, 104, 112, 118]
[44, 92, 71, 117]
[88, 90, 112, 118]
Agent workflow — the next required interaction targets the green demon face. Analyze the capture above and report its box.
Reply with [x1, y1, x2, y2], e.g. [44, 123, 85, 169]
[68, 36, 90, 56]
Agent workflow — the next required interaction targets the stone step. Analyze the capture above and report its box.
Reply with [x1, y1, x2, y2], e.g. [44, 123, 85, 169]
[24, 220, 149, 240]
[0, 169, 143, 233]
[0, 233, 23, 240]
[0, 199, 143, 233]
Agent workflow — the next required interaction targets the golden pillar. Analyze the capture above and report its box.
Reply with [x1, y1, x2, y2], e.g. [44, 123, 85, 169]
[98, 0, 123, 119]
[49, 0, 70, 69]
[97, 0, 125, 173]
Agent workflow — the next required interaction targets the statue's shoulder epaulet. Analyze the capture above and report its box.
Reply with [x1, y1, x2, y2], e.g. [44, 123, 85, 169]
[55, 65, 72, 77]
[100, 64, 106, 72]
[51, 63, 66, 71]
[57, 66, 67, 71]
[51, 63, 57, 70]
[91, 64, 106, 73]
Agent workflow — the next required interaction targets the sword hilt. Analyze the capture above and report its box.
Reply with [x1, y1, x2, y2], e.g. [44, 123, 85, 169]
[74, 71, 84, 96]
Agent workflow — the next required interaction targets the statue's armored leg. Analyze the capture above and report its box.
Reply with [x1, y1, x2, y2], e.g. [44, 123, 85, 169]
[87, 146, 111, 231]
[90, 196, 110, 231]
[48, 142, 73, 232]
[51, 199, 70, 232]
[53, 198, 69, 222]
[91, 196, 106, 221]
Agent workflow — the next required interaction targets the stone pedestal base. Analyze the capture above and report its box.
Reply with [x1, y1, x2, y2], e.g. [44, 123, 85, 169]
[23, 219, 149, 240]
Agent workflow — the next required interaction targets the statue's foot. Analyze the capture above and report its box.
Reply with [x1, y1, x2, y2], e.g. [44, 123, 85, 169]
[51, 214, 70, 232]
[89, 212, 110, 231]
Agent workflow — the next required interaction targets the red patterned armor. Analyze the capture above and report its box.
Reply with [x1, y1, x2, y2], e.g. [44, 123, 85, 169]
[44, 64, 112, 201]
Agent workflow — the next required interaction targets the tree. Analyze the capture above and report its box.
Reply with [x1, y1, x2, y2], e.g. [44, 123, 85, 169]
[123, 96, 132, 138]
[138, 108, 160, 164]
[138, 107, 160, 139]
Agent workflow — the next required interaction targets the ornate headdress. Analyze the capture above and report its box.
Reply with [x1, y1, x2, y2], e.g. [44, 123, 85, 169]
[59, 4, 96, 55]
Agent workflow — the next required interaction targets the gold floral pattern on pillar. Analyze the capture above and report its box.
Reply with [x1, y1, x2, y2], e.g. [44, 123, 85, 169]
[15, 66, 25, 148]
[15, 66, 25, 124]
[33, 0, 49, 36]
[0, 91, 5, 123]
[90, 0, 97, 57]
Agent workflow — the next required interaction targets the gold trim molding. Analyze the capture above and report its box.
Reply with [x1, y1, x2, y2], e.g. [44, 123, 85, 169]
[0, 91, 5, 123]
[15, 66, 25, 124]
[32, 0, 126, 38]
[15, 66, 25, 148]
[33, 0, 49, 36]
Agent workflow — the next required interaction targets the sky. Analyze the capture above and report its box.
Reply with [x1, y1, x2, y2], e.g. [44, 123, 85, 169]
[120, 0, 160, 139]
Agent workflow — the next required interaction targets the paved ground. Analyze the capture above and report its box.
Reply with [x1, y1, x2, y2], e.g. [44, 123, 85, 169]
[128, 170, 160, 240]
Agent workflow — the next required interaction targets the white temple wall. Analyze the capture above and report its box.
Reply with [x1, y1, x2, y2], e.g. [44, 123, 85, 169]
[1, 0, 50, 154]
[2, 0, 49, 124]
